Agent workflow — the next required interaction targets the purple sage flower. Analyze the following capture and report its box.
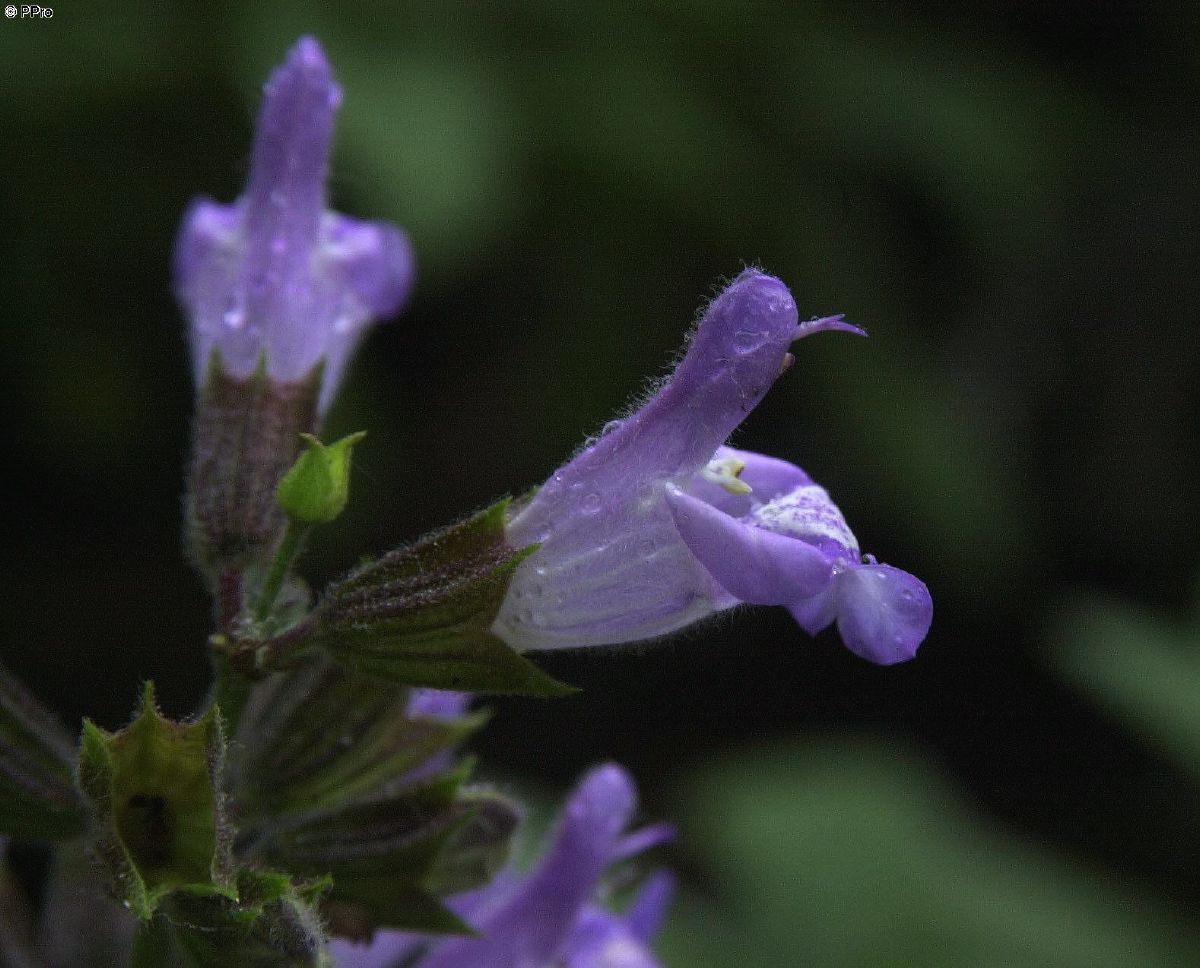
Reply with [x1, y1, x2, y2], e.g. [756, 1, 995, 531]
[490, 269, 930, 663]
[174, 36, 414, 413]
[329, 763, 673, 968]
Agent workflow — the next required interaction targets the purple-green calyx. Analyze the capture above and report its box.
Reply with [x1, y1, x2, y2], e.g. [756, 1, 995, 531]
[493, 269, 932, 665]
[174, 36, 414, 415]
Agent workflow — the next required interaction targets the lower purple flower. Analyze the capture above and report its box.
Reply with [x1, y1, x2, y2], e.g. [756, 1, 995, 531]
[329, 764, 673, 968]
[490, 269, 930, 664]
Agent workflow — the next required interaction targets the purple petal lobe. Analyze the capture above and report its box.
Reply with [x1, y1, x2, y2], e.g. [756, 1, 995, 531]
[405, 688, 469, 721]
[834, 563, 932, 664]
[560, 909, 663, 968]
[786, 586, 838, 636]
[625, 872, 676, 944]
[324, 215, 416, 319]
[421, 764, 638, 968]
[665, 487, 833, 605]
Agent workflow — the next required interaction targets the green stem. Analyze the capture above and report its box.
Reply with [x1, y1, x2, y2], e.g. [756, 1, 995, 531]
[254, 519, 308, 624]
[209, 649, 252, 733]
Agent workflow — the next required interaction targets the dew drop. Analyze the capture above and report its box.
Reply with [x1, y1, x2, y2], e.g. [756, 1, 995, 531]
[765, 293, 795, 315]
[222, 300, 246, 330]
[733, 329, 768, 353]
[639, 539, 656, 559]
[582, 492, 602, 514]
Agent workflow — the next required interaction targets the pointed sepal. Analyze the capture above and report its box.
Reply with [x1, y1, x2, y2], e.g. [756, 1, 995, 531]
[245, 768, 519, 935]
[76, 683, 233, 919]
[230, 657, 485, 817]
[0, 664, 85, 839]
[254, 501, 575, 695]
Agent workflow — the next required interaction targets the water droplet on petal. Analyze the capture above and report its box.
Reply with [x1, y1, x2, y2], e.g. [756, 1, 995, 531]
[733, 329, 768, 353]
[766, 293, 795, 315]
[222, 299, 246, 330]
[582, 492, 602, 514]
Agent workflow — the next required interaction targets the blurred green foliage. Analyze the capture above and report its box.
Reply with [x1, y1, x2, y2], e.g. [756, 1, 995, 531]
[663, 739, 1200, 968]
[2, 2, 1199, 965]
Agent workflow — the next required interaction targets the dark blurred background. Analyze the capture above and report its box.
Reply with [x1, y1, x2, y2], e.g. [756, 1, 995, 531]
[3, 2, 1200, 964]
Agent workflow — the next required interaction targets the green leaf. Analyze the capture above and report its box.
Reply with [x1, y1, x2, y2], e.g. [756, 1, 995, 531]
[262, 500, 574, 696]
[329, 626, 573, 697]
[0, 663, 85, 839]
[231, 656, 486, 817]
[76, 683, 233, 919]
[276, 431, 367, 525]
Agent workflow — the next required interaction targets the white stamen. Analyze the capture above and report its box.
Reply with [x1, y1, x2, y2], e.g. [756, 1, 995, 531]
[701, 456, 752, 495]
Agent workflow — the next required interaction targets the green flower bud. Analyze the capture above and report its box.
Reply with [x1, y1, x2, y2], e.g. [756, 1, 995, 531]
[276, 431, 367, 524]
